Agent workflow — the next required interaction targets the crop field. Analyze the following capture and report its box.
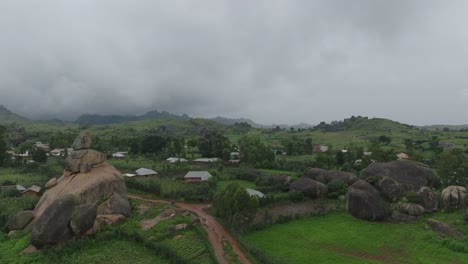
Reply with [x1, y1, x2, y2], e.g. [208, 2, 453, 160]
[162, 230, 214, 264]
[243, 211, 468, 264]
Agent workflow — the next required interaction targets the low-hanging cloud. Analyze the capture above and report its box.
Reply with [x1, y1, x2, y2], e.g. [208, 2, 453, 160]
[1, 0, 468, 125]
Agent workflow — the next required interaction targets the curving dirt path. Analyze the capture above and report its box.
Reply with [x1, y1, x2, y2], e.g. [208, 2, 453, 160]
[128, 194, 252, 264]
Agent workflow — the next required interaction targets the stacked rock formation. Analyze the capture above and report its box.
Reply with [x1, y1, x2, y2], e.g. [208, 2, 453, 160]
[344, 160, 439, 221]
[6, 131, 131, 249]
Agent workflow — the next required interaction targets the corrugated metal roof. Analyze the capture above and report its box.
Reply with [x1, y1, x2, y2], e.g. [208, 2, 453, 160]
[136, 168, 158, 176]
[22, 185, 41, 193]
[184, 171, 212, 181]
[245, 188, 266, 198]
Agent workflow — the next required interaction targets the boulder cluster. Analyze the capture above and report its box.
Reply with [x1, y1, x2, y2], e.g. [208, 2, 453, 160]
[6, 131, 131, 249]
[290, 160, 468, 222]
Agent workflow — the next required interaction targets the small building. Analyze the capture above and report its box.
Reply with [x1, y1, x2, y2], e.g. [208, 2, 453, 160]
[135, 168, 159, 178]
[245, 188, 266, 198]
[112, 152, 127, 159]
[122, 173, 137, 178]
[21, 185, 41, 197]
[34, 142, 50, 152]
[396, 152, 409, 160]
[363, 151, 373, 156]
[312, 145, 328, 154]
[1, 184, 25, 192]
[193, 158, 220, 164]
[50, 148, 73, 157]
[166, 157, 188, 163]
[184, 171, 212, 183]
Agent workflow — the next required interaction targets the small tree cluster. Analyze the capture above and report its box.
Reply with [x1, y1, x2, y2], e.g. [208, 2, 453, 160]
[214, 183, 259, 233]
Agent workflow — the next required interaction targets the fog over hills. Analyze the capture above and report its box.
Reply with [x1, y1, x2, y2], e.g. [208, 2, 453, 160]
[1, 1, 468, 125]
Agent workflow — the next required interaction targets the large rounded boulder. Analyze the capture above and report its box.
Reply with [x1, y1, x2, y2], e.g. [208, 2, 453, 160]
[290, 178, 328, 199]
[418, 187, 438, 212]
[346, 180, 390, 221]
[360, 160, 437, 200]
[31, 194, 77, 248]
[27, 131, 131, 248]
[305, 168, 358, 186]
[441, 186, 467, 209]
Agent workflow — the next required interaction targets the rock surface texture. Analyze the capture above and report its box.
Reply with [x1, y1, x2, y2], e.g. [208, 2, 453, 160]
[19, 131, 131, 248]
[360, 160, 437, 200]
[441, 186, 468, 209]
[290, 177, 328, 199]
[345, 180, 390, 221]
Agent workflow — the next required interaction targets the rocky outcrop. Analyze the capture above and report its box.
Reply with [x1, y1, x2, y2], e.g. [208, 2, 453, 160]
[392, 211, 418, 223]
[345, 180, 390, 221]
[360, 160, 436, 194]
[426, 219, 464, 239]
[31, 194, 76, 248]
[397, 203, 425, 216]
[441, 186, 467, 209]
[16, 131, 131, 248]
[418, 187, 438, 212]
[70, 203, 98, 235]
[290, 178, 328, 199]
[305, 168, 358, 186]
[72, 131, 92, 150]
[64, 149, 107, 174]
[5, 210, 35, 231]
[377, 177, 401, 202]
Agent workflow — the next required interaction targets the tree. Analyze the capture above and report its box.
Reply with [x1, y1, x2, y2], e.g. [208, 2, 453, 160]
[0, 125, 7, 167]
[198, 132, 231, 160]
[31, 148, 47, 162]
[141, 135, 168, 155]
[378, 135, 392, 145]
[437, 148, 467, 186]
[214, 183, 259, 233]
[238, 136, 275, 165]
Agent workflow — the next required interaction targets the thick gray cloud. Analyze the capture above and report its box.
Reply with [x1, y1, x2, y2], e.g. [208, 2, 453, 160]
[1, 0, 468, 125]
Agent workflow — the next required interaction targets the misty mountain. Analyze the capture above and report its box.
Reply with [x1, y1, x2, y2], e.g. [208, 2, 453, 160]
[75, 110, 191, 125]
[0, 105, 30, 125]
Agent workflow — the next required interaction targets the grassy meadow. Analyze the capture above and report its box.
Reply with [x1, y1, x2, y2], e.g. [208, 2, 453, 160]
[243, 211, 468, 264]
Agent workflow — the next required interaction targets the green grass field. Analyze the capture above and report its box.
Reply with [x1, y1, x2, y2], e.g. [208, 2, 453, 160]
[243, 211, 468, 264]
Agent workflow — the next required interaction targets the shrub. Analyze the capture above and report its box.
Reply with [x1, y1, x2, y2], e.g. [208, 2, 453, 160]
[401, 191, 423, 204]
[326, 179, 348, 195]
[288, 190, 304, 202]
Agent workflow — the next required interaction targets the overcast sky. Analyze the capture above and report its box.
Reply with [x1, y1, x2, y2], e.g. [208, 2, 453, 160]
[1, 0, 468, 125]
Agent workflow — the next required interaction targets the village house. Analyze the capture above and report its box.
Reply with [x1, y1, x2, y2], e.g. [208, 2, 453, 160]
[112, 152, 127, 159]
[312, 145, 329, 154]
[192, 158, 220, 164]
[34, 142, 50, 152]
[134, 168, 159, 178]
[166, 157, 188, 163]
[21, 185, 41, 197]
[1, 184, 25, 192]
[184, 171, 212, 183]
[396, 152, 409, 160]
[49, 148, 73, 157]
[245, 188, 266, 198]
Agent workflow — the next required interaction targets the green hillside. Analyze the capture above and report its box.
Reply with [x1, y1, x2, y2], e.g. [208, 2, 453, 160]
[0, 105, 30, 125]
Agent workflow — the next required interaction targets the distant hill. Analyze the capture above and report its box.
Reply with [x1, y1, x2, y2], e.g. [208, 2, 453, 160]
[314, 116, 416, 133]
[0, 105, 30, 125]
[209, 116, 314, 130]
[75, 110, 191, 125]
[209, 116, 258, 127]
[419, 125, 468, 131]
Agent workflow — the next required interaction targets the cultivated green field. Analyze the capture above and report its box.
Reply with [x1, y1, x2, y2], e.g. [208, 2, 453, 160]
[243, 211, 468, 264]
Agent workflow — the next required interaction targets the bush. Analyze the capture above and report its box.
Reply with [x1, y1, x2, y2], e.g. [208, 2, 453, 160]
[401, 191, 423, 204]
[326, 179, 347, 195]
[288, 190, 304, 202]
[366, 176, 380, 187]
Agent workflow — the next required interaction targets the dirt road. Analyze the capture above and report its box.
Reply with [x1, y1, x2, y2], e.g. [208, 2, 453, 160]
[128, 194, 252, 264]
